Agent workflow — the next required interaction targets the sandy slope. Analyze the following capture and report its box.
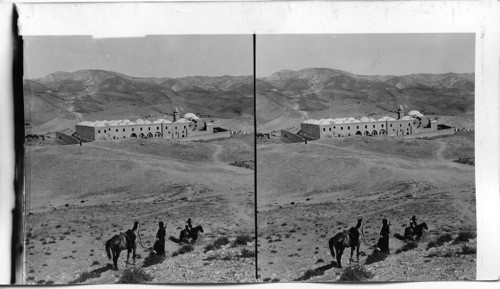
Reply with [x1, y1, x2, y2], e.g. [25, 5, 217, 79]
[256, 134, 475, 282]
[24, 136, 255, 284]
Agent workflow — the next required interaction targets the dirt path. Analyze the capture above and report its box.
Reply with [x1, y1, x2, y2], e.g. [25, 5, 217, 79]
[210, 144, 249, 173]
[436, 141, 446, 161]
[211, 144, 224, 165]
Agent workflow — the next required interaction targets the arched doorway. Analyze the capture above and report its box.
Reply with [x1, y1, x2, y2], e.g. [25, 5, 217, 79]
[155, 132, 162, 138]
[130, 133, 137, 138]
[139, 133, 146, 138]
[355, 131, 362, 136]
[364, 131, 370, 136]
[372, 130, 378, 136]
[147, 132, 153, 138]
[379, 129, 387, 135]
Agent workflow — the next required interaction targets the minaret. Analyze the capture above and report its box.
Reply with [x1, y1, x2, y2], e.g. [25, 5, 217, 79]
[397, 105, 404, 120]
[173, 107, 179, 122]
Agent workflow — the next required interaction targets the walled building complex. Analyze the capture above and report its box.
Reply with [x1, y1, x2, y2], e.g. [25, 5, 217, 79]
[74, 107, 222, 142]
[299, 105, 443, 140]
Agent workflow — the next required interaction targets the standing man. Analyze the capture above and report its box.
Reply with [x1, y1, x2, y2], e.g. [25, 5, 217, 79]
[379, 219, 390, 253]
[154, 221, 166, 256]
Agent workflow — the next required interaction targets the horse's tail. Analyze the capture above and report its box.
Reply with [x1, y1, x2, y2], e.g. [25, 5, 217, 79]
[169, 236, 181, 244]
[105, 239, 112, 259]
[394, 233, 406, 241]
[328, 237, 336, 259]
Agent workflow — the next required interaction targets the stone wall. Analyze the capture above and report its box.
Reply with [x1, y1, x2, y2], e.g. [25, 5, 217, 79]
[75, 125, 96, 141]
[300, 123, 322, 140]
[280, 130, 304, 143]
[55, 132, 79, 145]
[401, 128, 455, 139]
[177, 131, 231, 141]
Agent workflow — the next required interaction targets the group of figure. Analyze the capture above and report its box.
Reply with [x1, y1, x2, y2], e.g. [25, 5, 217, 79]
[105, 218, 202, 270]
[329, 215, 426, 268]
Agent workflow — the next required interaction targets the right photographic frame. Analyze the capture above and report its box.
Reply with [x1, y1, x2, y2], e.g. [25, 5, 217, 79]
[256, 33, 476, 282]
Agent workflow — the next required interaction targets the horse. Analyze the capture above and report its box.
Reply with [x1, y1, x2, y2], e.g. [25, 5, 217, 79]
[105, 221, 138, 270]
[169, 225, 204, 244]
[404, 222, 428, 241]
[328, 219, 363, 268]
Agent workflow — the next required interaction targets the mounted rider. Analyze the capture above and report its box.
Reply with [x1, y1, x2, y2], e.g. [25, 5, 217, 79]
[185, 218, 193, 233]
[409, 215, 418, 234]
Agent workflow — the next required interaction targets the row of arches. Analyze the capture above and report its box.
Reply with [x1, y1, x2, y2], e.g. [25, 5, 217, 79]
[129, 132, 163, 138]
[353, 129, 387, 136]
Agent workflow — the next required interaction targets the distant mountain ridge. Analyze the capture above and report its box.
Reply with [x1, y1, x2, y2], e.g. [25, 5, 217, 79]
[256, 67, 474, 132]
[24, 69, 254, 133]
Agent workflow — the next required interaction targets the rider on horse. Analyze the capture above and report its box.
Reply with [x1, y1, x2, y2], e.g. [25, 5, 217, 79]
[409, 215, 417, 234]
[185, 218, 193, 233]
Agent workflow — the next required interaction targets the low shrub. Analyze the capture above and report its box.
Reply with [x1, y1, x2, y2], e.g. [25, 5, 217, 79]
[204, 254, 220, 261]
[172, 244, 194, 257]
[118, 267, 153, 284]
[240, 248, 255, 258]
[427, 233, 453, 250]
[213, 237, 230, 248]
[396, 241, 418, 254]
[69, 271, 101, 284]
[453, 231, 475, 244]
[460, 245, 476, 255]
[233, 234, 253, 246]
[142, 252, 165, 268]
[339, 265, 374, 282]
[365, 250, 388, 265]
[294, 269, 325, 281]
[204, 244, 215, 253]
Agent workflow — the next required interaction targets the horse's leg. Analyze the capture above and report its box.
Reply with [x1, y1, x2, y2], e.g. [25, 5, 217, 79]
[133, 245, 136, 265]
[114, 250, 121, 270]
[126, 249, 130, 266]
[349, 246, 354, 264]
[337, 248, 343, 268]
[356, 245, 360, 262]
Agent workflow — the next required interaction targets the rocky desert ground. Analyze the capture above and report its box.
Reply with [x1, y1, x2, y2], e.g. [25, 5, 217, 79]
[24, 134, 255, 284]
[256, 130, 475, 282]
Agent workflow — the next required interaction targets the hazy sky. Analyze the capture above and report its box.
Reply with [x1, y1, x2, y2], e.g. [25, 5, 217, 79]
[24, 35, 253, 79]
[257, 34, 475, 77]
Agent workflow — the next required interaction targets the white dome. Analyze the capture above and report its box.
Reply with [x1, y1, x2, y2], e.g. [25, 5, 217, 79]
[368, 118, 377, 122]
[360, 116, 370, 122]
[401, 116, 413, 120]
[183, 113, 199, 120]
[408, 110, 421, 116]
[175, 118, 190, 123]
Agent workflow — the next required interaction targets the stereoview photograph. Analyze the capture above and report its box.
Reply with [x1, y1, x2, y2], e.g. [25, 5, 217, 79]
[23, 35, 255, 284]
[256, 34, 476, 282]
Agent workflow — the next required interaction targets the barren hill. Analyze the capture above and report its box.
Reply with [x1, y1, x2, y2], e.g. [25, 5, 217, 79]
[256, 132, 475, 282]
[24, 70, 254, 134]
[25, 135, 255, 284]
[256, 68, 474, 132]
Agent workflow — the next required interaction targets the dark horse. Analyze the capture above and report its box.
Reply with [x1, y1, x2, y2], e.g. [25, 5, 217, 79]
[169, 225, 204, 244]
[404, 222, 428, 241]
[105, 221, 138, 270]
[328, 219, 363, 268]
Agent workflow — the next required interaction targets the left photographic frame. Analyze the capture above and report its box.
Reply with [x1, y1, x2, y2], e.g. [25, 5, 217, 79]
[22, 34, 256, 284]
